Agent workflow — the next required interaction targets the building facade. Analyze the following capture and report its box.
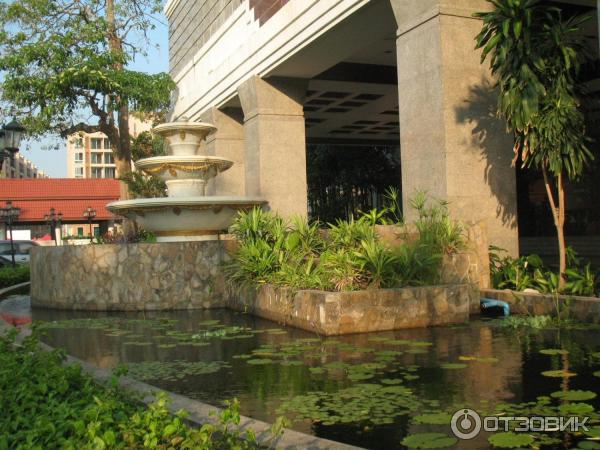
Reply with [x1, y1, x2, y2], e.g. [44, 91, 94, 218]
[1, 153, 48, 179]
[66, 118, 152, 179]
[166, 0, 599, 256]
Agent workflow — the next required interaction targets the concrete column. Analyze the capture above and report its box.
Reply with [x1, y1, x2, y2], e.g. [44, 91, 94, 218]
[390, 0, 519, 255]
[200, 107, 245, 197]
[237, 76, 308, 217]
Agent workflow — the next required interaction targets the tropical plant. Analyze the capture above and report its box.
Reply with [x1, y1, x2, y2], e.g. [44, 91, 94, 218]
[411, 191, 465, 255]
[476, 0, 594, 287]
[328, 216, 376, 250]
[490, 246, 598, 296]
[226, 204, 448, 292]
[0, 0, 175, 211]
[393, 243, 442, 287]
[354, 238, 397, 289]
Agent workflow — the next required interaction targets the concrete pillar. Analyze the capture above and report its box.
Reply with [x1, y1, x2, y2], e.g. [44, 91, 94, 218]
[200, 107, 245, 197]
[237, 76, 308, 217]
[390, 0, 519, 255]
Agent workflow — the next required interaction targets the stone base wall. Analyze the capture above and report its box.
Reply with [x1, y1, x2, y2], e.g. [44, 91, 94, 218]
[229, 284, 474, 335]
[481, 288, 600, 323]
[30, 241, 233, 311]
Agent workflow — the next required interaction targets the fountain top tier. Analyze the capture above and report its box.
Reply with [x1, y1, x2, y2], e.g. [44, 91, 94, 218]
[106, 118, 266, 241]
[153, 119, 217, 156]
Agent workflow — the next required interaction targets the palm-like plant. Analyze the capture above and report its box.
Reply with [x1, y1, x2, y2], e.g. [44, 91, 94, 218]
[475, 0, 594, 287]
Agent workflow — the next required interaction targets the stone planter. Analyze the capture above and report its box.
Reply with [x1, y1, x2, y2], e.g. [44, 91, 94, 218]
[229, 283, 475, 335]
[480, 288, 600, 323]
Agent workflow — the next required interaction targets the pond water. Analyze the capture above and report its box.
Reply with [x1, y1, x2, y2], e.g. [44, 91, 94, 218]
[9, 303, 600, 449]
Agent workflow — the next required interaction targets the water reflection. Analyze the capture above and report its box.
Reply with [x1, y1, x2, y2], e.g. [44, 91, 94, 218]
[23, 306, 600, 449]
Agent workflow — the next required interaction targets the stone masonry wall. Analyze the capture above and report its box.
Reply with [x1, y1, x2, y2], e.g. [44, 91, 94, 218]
[30, 241, 232, 311]
[229, 284, 474, 335]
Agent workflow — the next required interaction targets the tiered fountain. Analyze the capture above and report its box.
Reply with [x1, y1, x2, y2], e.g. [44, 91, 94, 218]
[107, 118, 265, 241]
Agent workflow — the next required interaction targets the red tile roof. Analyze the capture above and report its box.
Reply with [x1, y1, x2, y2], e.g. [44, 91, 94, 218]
[0, 179, 121, 222]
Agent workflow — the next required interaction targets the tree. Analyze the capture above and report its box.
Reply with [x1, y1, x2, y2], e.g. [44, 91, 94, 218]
[475, 0, 594, 288]
[0, 0, 175, 204]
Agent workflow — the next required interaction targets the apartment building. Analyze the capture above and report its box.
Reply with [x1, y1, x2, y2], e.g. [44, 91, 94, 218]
[1, 152, 48, 179]
[66, 118, 152, 179]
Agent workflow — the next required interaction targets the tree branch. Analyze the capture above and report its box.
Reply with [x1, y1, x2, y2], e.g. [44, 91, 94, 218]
[59, 122, 102, 137]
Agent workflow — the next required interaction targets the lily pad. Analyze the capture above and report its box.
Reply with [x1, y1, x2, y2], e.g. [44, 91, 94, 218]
[541, 370, 577, 378]
[551, 390, 597, 401]
[488, 432, 534, 448]
[413, 412, 452, 425]
[584, 426, 600, 438]
[401, 432, 457, 449]
[246, 358, 273, 365]
[558, 402, 595, 416]
[593, 371, 600, 378]
[440, 363, 468, 370]
[540, 348, 569, 356]
[577, 441, 600, 449]
[459, 355, 499, 363]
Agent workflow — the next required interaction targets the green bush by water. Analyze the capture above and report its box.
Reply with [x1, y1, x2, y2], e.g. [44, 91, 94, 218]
[0, 265, 30, 289]
[226, 193, 464, 291]
[490, 246, 598, 297]
[0, 330, 280, 449]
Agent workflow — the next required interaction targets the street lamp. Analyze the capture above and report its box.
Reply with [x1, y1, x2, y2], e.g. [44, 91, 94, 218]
[0, 118, 26, 171]
[0, 201, 21, 267]
[44, 208, 63, 246]
[83, 206, 96, 238]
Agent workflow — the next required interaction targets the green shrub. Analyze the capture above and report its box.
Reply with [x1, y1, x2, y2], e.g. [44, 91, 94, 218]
[225, 191, 459, 292]
[0, 330, 279, 449]
[490, 246, 598, 297]
[0, 265, 30, 289]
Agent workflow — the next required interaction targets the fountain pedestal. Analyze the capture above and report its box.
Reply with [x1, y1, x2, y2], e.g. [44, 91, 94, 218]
[107, 120, 265, 241]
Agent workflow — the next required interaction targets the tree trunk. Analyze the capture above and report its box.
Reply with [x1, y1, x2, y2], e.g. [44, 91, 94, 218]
[542, 166, 567, 290]
[557, 171, 567, 289]
[106, 0, 134, 236]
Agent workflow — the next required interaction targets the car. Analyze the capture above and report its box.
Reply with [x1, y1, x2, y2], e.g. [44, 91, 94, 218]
[0, 240, 39, 266]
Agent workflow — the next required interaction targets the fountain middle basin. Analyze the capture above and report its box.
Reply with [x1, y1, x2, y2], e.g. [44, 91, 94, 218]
[108, 196, 266, 241]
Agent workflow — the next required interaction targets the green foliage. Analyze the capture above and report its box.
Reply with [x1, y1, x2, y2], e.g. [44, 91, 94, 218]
[225, 192, 459, 291]
[490, 246, 598, 296]
[0, 0, 174, 154]
[0, 264, 29, 288]
[130, 130, 167, 161]
[411, 191, 465, 255]
[119, 170, 166, 199]
[0, 330, 275, 449]
[475, 0, 593, 179]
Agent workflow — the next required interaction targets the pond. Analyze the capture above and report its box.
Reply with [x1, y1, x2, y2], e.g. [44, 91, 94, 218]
[8, 301, 600, 449]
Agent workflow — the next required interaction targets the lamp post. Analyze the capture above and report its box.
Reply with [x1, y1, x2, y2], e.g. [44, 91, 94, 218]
[0, 117, 26, 172]
[0, 201, 21, 267]
[44, 208, 63, 246]
[83, 206, 96, 239]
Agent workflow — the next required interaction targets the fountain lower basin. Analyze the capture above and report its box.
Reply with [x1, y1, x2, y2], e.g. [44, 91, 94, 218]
[107, 197, 266, 241]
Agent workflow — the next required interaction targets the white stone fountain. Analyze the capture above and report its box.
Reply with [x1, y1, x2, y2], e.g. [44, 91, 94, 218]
[107, 118, 265, 241]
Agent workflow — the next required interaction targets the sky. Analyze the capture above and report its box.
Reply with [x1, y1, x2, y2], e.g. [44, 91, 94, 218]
[20, 17, 170, 178]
